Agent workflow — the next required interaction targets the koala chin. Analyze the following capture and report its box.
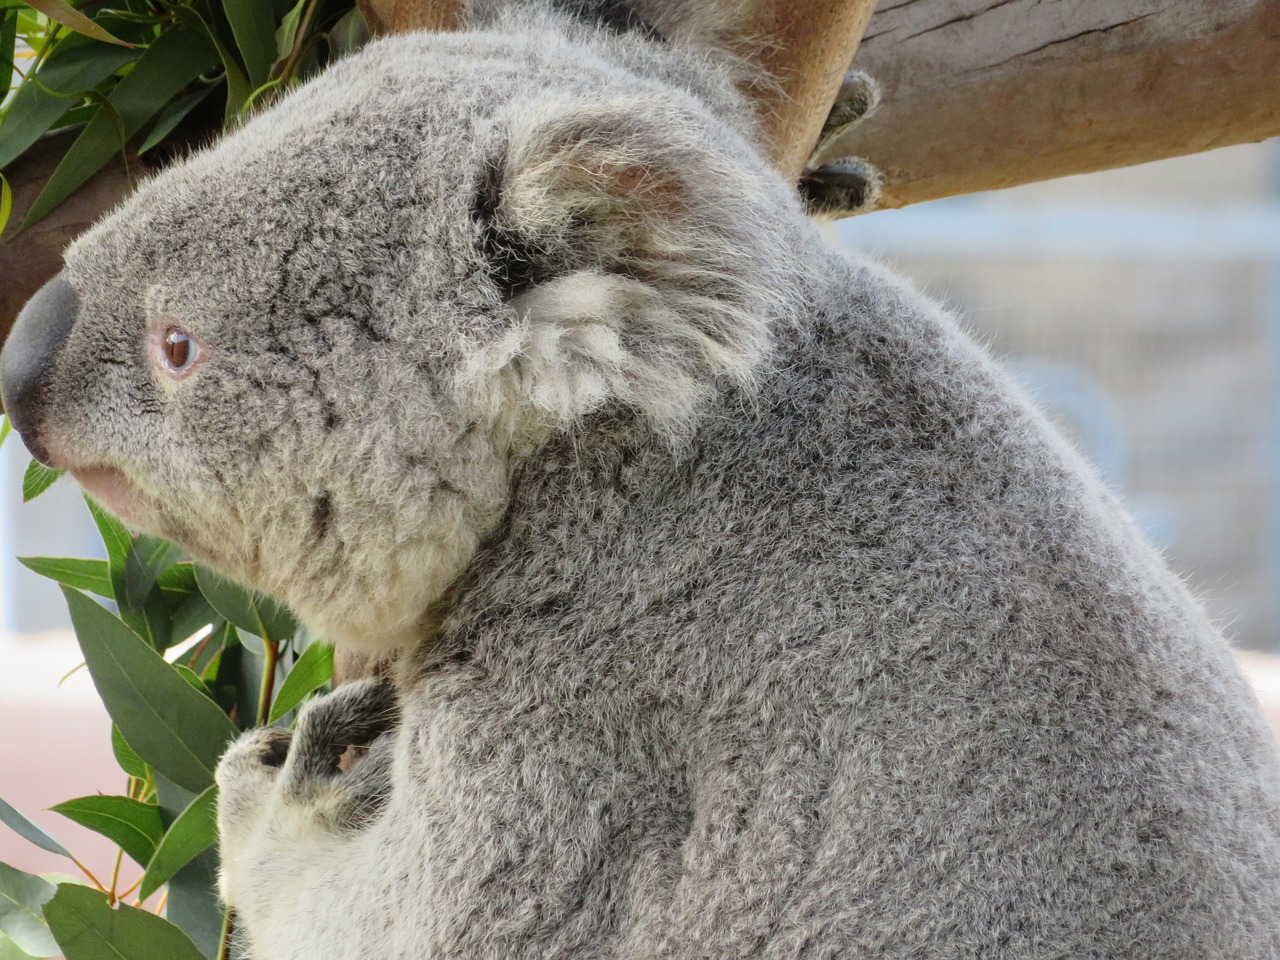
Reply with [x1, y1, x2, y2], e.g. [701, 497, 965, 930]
[3, 2, 1280, 958]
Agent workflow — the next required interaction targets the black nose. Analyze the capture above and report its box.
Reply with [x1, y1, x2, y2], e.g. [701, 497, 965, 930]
[0, 272, 79, 465]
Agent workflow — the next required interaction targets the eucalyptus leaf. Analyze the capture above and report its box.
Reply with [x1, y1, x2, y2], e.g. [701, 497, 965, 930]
[20, 460, 62, 502]
[0, 931, 41, 960]
[0, 797, 70, 860]
[163, 2, 249, 121]
[0, 33, 138, 171]
[326, 6, 369, 60]
[137, 82, 216, 154]
[83, 495, 129, 600]
[222, 0, 275, 88]
[123, 535, 183, 609]
[195, 565, 297, 642]
[111, 725, 147, 780]
[0, 416, 10, 449]
[63, 586, 239, 794]
[43, 883, 206, 960]
[151, 774, 222, 956]
[17, 557, 112, 599]
[269, 641, 333, 723]
[0, 864, 56, 958]
[156, 561, 198, 594]
[0, 13, 15, 106]
[21, 0, 131, 47]
[140, 785, 216, 901]
[0, 172, 10, 238]
[49, 796, 163, 869]
[20, 26, 219, 229]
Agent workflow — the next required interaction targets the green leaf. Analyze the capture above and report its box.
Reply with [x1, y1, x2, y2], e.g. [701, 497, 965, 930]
[0, 797, 70, 860]
[21, 0, 131, 47]
[139, 786, 216, 901]
[123, 535, 183, 610]
[43, 884, 206, 960]
[0, 932, 42, 960]
[274, 0, 305, 60]
[18, 556, 113, 599]
[19, 25, 218, 229]
[83, 495, 129, 601]
[325, 6, 369, 61]
[63, 586, 239, 794]
[167, 592, 221, 650]
[110, 726, 147, 780]
[0, 416, 10, 449]
[163, 2, 249, 122]
[0, 173, 10, 238]
[49, 796, 163, 870]
[156, 561, 198, 594]
[269, 641, 332, 723]
[0, 864, 56, 958]
[0, 33, 138, 171]
[137, 82, 215, 154]
[21, 460, 63, 502]
[195, 565, 297, 642]
[150, 775, 221, 956]
[223, 0, 275, 88]
[0, 11, 15, 105]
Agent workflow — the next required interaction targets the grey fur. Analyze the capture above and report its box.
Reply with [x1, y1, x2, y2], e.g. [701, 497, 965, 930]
[4, 2, 1280, 957]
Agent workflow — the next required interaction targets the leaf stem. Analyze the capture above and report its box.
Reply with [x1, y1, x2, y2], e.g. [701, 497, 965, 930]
[256, 638, 281, 727]
[217, 908, 236, 960]
[70, 854, 109, 894]
[275, 0, 322, 89]
[107, 846, 124, 903]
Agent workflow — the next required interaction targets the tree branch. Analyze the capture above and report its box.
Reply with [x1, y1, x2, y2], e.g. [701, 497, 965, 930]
[832, 0, 1280, 212]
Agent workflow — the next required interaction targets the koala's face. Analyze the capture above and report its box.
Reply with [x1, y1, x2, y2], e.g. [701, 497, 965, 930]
[0, 30, 791, 652]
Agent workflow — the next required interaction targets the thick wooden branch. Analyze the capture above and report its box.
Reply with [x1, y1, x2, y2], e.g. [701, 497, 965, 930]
[831, 0, 1280, 212]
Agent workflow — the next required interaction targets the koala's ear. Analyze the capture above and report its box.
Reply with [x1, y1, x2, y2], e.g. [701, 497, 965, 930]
[461, 100, 778, 439]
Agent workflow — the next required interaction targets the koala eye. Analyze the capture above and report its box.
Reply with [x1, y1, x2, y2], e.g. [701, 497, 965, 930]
[161, 327, 200, 375]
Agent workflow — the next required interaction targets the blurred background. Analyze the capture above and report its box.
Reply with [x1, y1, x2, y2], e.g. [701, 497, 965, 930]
[3, 136, 1280, 880]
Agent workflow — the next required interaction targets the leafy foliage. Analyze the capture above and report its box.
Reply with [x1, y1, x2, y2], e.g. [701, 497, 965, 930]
[0, 0, 369, 235]
[2, 488, 336, 956]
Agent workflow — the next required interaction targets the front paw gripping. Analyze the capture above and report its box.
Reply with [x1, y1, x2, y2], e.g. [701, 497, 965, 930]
[216, 676, 400, 853]
[799, 70, 883, 217]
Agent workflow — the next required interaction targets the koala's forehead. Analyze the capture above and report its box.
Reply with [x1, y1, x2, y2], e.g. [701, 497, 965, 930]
[61, 28, 660, 337]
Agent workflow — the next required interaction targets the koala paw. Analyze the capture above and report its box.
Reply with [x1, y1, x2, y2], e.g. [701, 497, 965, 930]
[216, 677, 400, 850]
[800, 70, 883, 216]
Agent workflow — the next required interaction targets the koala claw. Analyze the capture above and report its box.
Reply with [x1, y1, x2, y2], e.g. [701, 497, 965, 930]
[799, 156, 882, 218]
[801, 70, 883, 216]
[217, 677, 400, 844]
[814, 69, 881, 158]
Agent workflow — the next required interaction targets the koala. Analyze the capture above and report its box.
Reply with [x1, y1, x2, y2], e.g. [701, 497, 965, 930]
[3, 2, 1279, 957]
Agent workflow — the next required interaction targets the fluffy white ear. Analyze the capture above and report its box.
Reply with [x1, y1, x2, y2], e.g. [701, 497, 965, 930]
[459, 98, 783, 440]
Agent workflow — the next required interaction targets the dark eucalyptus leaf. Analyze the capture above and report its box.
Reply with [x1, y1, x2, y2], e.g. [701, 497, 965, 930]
[64, 586, 239, 793]
[0, 33, 138, 172]
[49, 796, 163, 869]
[20, 26, 219, 229]
[140, 785, 216, 901]
[43, 884, 206, 960]
[0, 864, 56, 958]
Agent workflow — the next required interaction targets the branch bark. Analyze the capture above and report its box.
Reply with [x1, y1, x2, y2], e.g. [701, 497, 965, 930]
[832, 0, 1280, 212]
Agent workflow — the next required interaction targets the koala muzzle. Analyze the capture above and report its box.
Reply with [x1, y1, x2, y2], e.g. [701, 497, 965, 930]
[0, 272, 79, 466]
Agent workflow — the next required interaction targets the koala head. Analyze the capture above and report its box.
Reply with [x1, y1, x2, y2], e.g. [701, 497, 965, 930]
[0, 28, 800, 653]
